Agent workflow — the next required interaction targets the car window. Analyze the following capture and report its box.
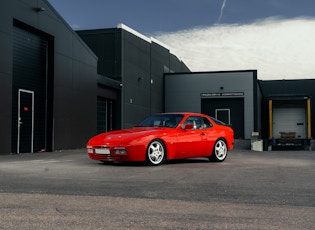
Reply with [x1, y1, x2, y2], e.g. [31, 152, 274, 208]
[183, 116, 213, 129]
[202, 117, 213, 128]
[137, 114, 184, 128]
[183, 116, 204, 129]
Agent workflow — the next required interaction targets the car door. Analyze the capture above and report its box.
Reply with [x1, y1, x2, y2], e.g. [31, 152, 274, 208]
[201, 117, 217, 155]
[177, 116, 207, 158]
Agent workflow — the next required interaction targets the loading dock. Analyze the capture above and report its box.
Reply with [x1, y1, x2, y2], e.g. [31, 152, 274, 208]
[268, 97, 311, 149]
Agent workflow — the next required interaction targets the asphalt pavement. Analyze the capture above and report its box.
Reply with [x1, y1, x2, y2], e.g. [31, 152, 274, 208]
[1, 148, 315, 229]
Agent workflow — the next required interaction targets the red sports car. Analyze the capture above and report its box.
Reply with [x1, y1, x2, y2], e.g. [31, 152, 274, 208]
[86, 112, 234, 166]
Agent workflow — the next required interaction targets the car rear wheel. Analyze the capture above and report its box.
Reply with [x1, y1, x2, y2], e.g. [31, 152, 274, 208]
[210, 139, 227, 162]
[146, 139, 165, 166]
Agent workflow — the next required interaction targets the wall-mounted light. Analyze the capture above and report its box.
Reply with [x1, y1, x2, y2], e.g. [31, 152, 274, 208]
[33, 7, 45, 12]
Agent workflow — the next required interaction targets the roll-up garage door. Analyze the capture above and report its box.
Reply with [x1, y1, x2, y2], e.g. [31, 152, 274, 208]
[12, 25, 48, 153]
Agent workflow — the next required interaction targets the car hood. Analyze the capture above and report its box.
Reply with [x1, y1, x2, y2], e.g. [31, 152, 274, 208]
[87, 127, 170, 146]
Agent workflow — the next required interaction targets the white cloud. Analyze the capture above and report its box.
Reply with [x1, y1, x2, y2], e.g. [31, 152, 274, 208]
[71, 24, 81, 30]
[156, 17, 315, 80]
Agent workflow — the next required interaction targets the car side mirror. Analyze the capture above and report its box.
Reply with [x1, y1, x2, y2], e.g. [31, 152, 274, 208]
[182, 123, 194, 130]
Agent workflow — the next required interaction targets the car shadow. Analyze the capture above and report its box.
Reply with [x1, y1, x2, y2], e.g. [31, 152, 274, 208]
[167, 158, 212, 165]
[97, 157, 212, 167]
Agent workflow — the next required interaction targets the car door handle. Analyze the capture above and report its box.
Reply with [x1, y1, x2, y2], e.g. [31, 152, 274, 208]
[200, 133, 206, 136]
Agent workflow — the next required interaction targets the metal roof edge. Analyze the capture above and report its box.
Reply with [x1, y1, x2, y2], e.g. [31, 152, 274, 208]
[117, 23, 151, 43]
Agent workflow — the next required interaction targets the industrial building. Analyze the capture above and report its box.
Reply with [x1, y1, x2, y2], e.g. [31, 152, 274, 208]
[165, 70, 262, 145]
[77, 25, 189, 129]
[0, 0, 188, 155]
[165, 72, 315, 150]
[0, 0, 99, 154]
[260, 79, 315, 150]
[1, 0, 314, 155]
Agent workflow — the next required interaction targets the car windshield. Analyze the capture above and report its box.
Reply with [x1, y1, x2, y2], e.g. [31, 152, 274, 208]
[137, 114, 184, 128]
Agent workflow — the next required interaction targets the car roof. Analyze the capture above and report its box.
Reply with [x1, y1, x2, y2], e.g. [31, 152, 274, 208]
[159, 112, 204, 115]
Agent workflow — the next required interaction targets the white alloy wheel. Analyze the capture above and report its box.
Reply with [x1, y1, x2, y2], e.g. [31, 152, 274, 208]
[211, 139, 227, 162]
[147, 140, 165, 166]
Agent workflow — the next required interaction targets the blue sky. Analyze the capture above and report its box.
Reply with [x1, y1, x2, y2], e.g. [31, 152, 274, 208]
[48, 0, 315, 80]
[48, 0, 315, 34]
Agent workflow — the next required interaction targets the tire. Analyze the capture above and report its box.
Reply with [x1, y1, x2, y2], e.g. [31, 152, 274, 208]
[210, 139, 227, 162]
[146, 139, 166, 166]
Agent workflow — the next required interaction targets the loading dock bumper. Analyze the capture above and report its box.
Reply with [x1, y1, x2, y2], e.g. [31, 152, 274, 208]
[270, 138, 310, 147]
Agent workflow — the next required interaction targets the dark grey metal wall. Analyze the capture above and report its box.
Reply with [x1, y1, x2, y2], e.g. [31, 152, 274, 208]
[77, 29, 122, 80]
[0, 0, 98, 154]
[77, 26, 190, 129]
[122, 29, 152, 127]
[149, 41, 169, 115]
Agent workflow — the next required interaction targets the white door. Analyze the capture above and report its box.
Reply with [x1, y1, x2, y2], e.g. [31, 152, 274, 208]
[215, 109, 231, 125]
[17, 89, 34, 153]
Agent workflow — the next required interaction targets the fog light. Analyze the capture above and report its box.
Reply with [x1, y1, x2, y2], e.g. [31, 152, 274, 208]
[87, 146, 93, 154]
[114, 147, 127, 155]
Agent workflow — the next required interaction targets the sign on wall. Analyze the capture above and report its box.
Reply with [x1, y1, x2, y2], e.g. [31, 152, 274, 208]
[200, 92, 244, 97]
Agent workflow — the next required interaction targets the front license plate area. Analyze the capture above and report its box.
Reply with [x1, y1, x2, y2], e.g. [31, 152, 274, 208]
[95, 148, 110, 154]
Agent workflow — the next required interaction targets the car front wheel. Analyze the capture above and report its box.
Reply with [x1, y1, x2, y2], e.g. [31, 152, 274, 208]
[146, 139, 165, 166]
[210, 139, 227, 162]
